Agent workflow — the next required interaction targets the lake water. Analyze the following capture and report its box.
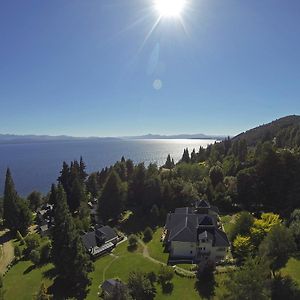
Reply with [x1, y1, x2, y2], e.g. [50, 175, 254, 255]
[0, 139, 215, 196]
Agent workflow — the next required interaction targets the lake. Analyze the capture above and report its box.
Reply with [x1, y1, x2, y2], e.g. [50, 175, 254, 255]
[0, 139, 215, 196]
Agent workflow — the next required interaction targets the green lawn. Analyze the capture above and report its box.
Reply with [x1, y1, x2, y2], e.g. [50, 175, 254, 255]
[282, 257, 300, 286]
[86, 240, 204, 300]
[147, 228, 169, 263]
[220, 215, 234, 235]
[4, 238, 225, 300]
[3, 261, 53, 300]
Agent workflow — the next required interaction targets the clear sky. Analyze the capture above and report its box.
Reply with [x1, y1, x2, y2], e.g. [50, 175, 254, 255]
[0, 0, 300, 137]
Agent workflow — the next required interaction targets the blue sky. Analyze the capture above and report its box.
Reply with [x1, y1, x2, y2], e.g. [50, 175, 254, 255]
[0, 0, 300, 137]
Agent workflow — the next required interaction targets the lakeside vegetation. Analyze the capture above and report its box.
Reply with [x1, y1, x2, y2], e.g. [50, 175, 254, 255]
[1, 115, 300, 299]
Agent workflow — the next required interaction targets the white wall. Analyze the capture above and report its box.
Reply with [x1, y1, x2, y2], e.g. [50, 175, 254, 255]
[171, 241, 196, 258]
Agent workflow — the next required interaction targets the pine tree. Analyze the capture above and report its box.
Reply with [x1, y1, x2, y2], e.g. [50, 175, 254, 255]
[52, 185, 93, 298]
[98, 171, 125, 222]
[18, 199, 33, 235]
[3, 168, 32, 235]
[70, 178, 87, 212]
[164, 154, 174, 169]
[128, 163, 146, 206]
[181, 148, 190, 163]
[86, 173, 100, 198]
[3, 168, 20, 231]
[79, 156, 88, 182]
[27, 191, 42, 211]
[48, 184, 57, 206]
[190, 149, 197, 163]
[57, 162, 70, 195]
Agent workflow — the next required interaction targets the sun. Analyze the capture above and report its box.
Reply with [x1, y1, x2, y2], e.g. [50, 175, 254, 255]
[154, 0, 186, 18]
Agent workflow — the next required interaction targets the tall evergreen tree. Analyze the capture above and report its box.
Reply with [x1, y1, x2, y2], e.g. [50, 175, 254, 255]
[70, 178, 87, 212]
[164, 154, 174, 169]
[58, 162, 70, 194]
[27, 191, 42, 211]
[181, 148, 190, 163]
[3, 168, 32, 235]
[190, 149, 197, 163]
[48, 184, 57, 206]
[86, 173, 100, 198]
[3, 168, 20, 231]
[128, 163, 146, 207]
[79, 156, 88, 182]
[98, 171, 126, 222]
[52, 185, 93, 298]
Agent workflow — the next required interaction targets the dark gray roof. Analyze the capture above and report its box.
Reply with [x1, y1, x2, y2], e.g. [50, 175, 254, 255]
[82, 232, 97, 250]
[96, 226, 118, 242]
[214, 228, 230, 247]
[82, 226, 118, 251]
[196, 199, 211, 208]
[174, 207, 193, 214]
[199, 215, 214, 226]
[165, 207, 229, 247]
[101, 279, 122, 294]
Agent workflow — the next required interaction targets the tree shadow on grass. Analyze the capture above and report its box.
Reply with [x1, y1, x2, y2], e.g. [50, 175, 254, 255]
[48, 277, 88, 300]
[43, 267, 57, 280]
[23, 264, 35, 274]
[119, 211, 160, 235]
[127, 244, 138, 252]
[0, 230, 13, 244]
[162, 282, 174, 294]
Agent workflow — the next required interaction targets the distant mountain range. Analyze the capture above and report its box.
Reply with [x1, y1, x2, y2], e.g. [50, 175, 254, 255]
[0, 133, 225, 144]
[124, 133, 225, 140]
[0, 134, 118, 144]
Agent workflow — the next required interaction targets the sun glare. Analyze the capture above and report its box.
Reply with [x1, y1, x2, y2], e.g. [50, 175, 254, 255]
[154, 0, 186, 18]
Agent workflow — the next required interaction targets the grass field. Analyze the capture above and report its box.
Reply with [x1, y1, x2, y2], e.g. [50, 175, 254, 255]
[3, 261, 53, 300]
[220, 215, 234, 235]
[86, 240, 204, 300]
[147, 228, 169, 263]
[3, 228, 236, 300]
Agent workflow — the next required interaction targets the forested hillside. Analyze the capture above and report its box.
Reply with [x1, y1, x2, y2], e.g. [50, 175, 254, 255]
[233, 115, 300, 147]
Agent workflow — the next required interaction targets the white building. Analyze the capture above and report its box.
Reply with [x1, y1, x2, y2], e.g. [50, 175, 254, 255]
[163, 200, 229, 264]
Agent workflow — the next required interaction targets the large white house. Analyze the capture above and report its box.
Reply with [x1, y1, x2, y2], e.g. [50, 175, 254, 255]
[163, 200, 230, 264]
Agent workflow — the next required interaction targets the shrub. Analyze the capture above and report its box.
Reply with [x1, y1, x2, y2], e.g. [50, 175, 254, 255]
[143, 227, 153, 242]
[40, 240, 52, 263]
[25, 234, 41, 252]
[14, 245, 22, 259]
[30, 249, 41, 266]
[158, 265, 174, 285]
[147, 271, 157, 284]
[128, 234, 138, 248]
